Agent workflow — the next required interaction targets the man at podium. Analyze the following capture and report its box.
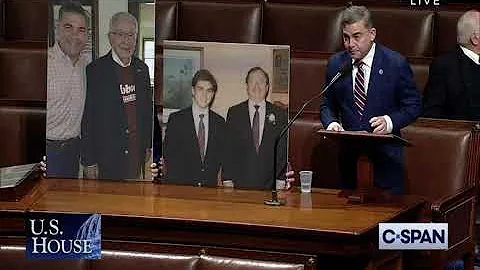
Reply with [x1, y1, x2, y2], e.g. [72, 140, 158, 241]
[320, 5, 422, 195]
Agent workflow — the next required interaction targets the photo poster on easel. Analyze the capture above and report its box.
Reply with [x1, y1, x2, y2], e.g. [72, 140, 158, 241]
[46, 0, 155, 181]
[157, 41, 290, 190]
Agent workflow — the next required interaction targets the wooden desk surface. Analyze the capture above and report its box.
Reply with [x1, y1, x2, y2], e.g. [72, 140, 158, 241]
[1, 177, 425, 267]
[19, 178, 423, 237]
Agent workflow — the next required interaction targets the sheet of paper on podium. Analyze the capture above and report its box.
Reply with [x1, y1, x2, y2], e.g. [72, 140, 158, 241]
[316, 130, 411, 147]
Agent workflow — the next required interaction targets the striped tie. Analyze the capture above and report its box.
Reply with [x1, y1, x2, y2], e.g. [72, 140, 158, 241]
[354, 61, 367, 116]
[252, 105, 260, 153]
[198, 114, 205, 162]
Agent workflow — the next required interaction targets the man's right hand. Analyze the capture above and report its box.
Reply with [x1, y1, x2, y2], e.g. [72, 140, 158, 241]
[326, 122, 344, 132]
[84, 165, 98, 179]
[40, 155, 47, 177]
[150, 157, 164, 179]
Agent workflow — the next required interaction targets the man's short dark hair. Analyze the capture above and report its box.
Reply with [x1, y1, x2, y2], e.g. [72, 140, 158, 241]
[245, 67, 269, 85]
[58, 2, 90, 26]
[341, 5, 373, 29]
[191, 69, 218, 92]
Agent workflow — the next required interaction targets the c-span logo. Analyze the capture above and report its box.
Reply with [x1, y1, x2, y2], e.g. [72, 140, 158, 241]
[379, 223, 448, 250]
[26, 213, 101, 259]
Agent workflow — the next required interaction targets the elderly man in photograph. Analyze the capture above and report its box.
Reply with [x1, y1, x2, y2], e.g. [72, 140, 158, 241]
[81, 12, 153, 180]
[224, 67, 288, 190]
[46, 2, 89, 178]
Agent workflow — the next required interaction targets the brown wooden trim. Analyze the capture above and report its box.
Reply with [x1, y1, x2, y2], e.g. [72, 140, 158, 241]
[0, 99, 46, 108]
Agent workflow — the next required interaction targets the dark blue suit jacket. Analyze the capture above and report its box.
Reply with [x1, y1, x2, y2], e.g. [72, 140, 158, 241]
[320, 44, 422, 193]
[423, 45, 480, 121]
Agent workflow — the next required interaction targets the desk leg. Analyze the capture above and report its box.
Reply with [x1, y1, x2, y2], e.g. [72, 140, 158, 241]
[344, 155, 377, 203]
[357, 155, 373, 189]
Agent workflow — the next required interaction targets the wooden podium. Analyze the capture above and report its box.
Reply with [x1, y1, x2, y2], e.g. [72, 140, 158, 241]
[317, 130, 411, 203]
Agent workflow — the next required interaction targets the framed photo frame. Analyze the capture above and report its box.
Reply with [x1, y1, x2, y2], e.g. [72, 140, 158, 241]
[48, 0, 98, 61]
[272, 49, 290, 93]
[156, 41, 290, 190]
[162, 44, 204, 110]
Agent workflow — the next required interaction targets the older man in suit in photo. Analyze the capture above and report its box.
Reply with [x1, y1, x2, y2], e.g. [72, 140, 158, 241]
[225, 67, 288, 190]
[320, 5, 422, 195]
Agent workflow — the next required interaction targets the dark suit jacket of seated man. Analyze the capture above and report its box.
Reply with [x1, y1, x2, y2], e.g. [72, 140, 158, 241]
[423, 45, 480, 121]
[423, 11, 480, 121]
[320, 6, 422, 195]
[225, 67, 288, 190]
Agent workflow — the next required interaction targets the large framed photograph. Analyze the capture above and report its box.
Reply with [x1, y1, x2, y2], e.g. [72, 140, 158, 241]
[48, 0, 98, 61]
[158, 40, 290, 190]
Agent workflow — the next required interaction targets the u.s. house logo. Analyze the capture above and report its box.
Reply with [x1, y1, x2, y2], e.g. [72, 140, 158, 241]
[26, 213, 101, 259]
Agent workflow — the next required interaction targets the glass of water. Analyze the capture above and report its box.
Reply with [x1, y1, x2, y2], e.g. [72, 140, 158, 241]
[299, 170, 313, 193]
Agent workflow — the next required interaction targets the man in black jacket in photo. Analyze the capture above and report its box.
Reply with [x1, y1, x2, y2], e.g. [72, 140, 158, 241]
[81, 12, 152, 180]
[162, 69, 226, 187]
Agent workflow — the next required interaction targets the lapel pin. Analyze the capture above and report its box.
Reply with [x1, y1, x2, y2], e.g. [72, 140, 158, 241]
[379, 69, 383, 75]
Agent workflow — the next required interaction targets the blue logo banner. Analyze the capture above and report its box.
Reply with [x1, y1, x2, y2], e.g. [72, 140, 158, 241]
[26, 213, 101, 259]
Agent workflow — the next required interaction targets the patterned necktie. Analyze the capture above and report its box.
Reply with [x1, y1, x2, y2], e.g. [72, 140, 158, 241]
[198, 114, 205, 162]
[252, 105, 260, 153]
[354, 61, 367, 116]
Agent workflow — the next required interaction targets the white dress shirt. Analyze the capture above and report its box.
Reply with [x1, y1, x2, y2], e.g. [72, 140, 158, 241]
[327, 43, 393, 133]
[460, 45, 480, 65]
[192, 102, 209, 156]
[112, 49, 132, 67]
[248, 100, 266, 146]
[352, 43, 375, 94]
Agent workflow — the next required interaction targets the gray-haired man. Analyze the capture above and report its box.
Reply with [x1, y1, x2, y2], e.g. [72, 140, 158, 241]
[81, 12, 153, 180]
[423, 10, 480, 121]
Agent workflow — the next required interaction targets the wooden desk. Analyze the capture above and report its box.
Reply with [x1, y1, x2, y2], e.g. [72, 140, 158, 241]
[0, 178, 425, 269]
[0, 176, 46, 235]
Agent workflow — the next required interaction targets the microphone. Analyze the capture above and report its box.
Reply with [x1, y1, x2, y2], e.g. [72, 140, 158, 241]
[265, 60, 353, 206]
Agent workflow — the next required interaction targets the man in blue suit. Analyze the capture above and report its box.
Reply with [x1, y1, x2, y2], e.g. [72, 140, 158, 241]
[320, 5, 422, 195]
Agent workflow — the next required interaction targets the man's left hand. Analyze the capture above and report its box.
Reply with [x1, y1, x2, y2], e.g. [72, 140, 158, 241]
[285, 162, 295, 190]
[285, 170, 295, 190]
[369, 116, 388, 134]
